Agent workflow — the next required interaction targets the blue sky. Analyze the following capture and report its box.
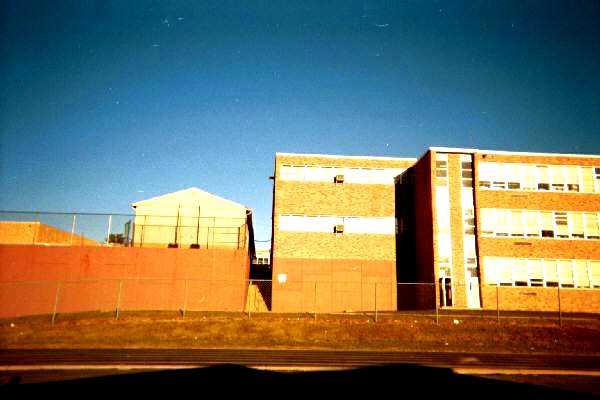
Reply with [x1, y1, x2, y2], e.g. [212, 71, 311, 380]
[1, 1, 599, 246]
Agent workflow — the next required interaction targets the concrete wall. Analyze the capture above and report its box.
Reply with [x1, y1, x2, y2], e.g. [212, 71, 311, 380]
[0, 245, 250, 318]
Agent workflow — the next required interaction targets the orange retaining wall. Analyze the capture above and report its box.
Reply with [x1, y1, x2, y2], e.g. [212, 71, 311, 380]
[271, 258, 397, 313]
[0, 245, 250, 318]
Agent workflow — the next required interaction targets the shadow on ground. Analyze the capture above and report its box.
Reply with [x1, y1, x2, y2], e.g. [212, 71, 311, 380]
[0, 364, 593, 398]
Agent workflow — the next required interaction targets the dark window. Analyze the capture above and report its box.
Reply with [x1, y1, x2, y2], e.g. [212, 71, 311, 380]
[538, 183, 550, 190]
[508, 182, 520, 189]
[541, 230, 554, 238]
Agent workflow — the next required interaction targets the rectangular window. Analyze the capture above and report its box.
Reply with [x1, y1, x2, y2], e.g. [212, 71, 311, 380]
[574, 260, 590, 288]
[571, 212, 584, 239]
[484, 257, 499, 285]
[510, 210, 524, 237]
[559, 260, 575, 288]
[435, 154, 448, 186]
[541, 211, 555, 238]
[490, 163, 506, 189]
[544, 260, 559, 287]
[550, 165, 565, 191]
[525, 210, 540, 237]
[505, 163, 521, 190]
[496, 209, 510, 237]
[537, 166, 550, 190]
[522, 164, 537, 191]
[582, 167, 595, 193]
[595, 167, 600, 192]
[585, 213, 600, 239]
[497, 258, 513, 286]
[591, 261, 600, 288]
[480, 208, 494, 236]
[566, 165, 580, 192]
[528, 259, 544, 287]
[554, 211, 569, 238]
[513, 259, 528, 286]
[463, 208, 475, 235]
[461, 159, 473, 188]
[478, 162, 492, 188]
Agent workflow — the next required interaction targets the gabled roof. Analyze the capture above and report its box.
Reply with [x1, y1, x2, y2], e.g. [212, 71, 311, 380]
[131, 187, 248, 210]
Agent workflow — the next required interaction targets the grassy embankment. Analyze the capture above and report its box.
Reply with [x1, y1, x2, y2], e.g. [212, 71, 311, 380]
[1, 311, 599, 354]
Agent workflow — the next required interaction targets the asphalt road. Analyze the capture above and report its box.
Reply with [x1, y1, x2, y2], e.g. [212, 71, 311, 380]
[1, 349, 599, 372]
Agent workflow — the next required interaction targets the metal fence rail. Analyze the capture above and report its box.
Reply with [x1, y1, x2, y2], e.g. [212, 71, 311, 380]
[2, 279, 599, 326]
[0, 211, 248, 249]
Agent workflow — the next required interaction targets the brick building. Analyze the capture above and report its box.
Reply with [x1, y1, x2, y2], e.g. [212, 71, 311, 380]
[396, 147, 600, 312]
[270, 152, 416, 312]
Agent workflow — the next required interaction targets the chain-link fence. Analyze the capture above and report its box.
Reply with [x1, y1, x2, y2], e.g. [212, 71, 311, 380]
[2, 278, 599, 325]
[0, 211, 248, 249]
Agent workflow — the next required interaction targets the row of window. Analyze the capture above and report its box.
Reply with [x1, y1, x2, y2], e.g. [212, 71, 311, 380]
[278, 215, 395, 234]
[479, 209, 600, 240]
[483, 257, 600, 288]
[478, 162, 600, 193]
[279, 165, 405, 184]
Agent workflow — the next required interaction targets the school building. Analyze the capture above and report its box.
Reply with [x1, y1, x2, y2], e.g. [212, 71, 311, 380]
[395, 147, 600, 312]
[270, 152, 416, 313]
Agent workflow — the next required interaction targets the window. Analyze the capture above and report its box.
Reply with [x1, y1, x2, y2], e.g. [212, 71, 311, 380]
[478, 162, 492, 188]
[541, 211, 554, 238]
[528, 259, 544, 287]
[525, 210, 540, 237]
[505, 163, 521, 190]
[496, 209, 510, 237]
[461, 157, 473, 188]
[510, 210, 524, 237]
[497, 258, 513, 286]
[582, 167, 595, 193]
[435, 153, 448, 186]
[550, 165, 565, 191]
[513, 259, 528, 286]
[559, 260, 575, 288]
[585, 213, 600, 239]
[537, 165, 550, 190]
[544, 260, 559, 287]
[522, 164, 537, 191]
[566, 166, 580, 192]
[571, 212, 584, 238]
[463, 208, 475, 235]
[480, 208, 494, 236]
[574, 260, 590, 288]
[554, 211, 569, 238]
[591, 261, 600, 288]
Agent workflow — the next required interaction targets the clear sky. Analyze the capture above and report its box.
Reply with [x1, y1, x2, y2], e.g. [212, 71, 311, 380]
[1, 1, 599, 246]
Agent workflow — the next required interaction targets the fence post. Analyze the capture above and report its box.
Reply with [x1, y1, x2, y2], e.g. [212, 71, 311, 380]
[558, 285, 562, 328]
[106, 215, 112, 247]
[115, 280, 123, 320]
[70, 214, 77, 245]
[182, 279, 189, 320]
[496, 284, 500, 322]
[51, 281, 62, 325]
[374, 283, 378, 323]
[248, 279, 252, 319]
[314, 281, 317, 322]
[434, 282, 439, 325]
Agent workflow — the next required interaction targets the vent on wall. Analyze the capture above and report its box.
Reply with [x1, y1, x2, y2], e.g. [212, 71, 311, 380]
[334, 224, 344, 234]
[334, 174, 345, 183]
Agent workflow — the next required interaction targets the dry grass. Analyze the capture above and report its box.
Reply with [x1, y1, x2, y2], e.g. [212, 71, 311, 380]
[1, 311, 600, 354]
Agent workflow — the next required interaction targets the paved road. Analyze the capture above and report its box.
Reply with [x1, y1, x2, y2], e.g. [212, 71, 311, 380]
[1, 349, 599, 372]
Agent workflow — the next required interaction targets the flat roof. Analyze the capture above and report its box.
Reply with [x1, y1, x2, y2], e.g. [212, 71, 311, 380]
[429, 147, 600, 159]
[275, 152, 417, 161]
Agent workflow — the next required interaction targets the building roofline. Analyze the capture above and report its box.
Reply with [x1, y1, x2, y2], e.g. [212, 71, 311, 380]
[275, 152, 417, 161]
[429, 146, 600, 159]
